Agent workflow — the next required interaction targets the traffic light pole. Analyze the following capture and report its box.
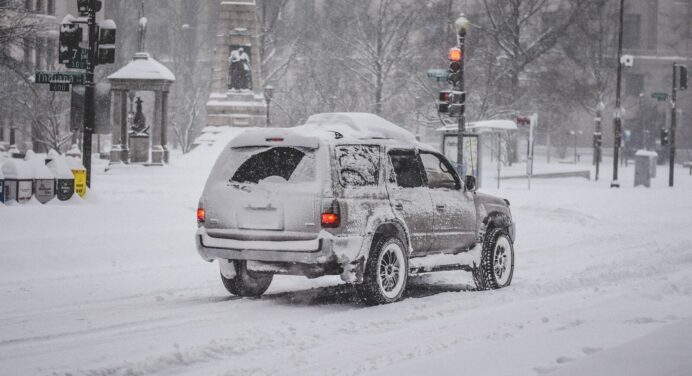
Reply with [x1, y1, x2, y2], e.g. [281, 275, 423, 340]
[456, 28, 466, 179]
[611, 0, 625, 188]
[669, 64, 678, 187]
[82, 0, 97, 188]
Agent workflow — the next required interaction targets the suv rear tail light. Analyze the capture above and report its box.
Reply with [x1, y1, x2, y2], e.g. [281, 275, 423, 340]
[321, 200, 341, 228]
[197, 208, 205, 223]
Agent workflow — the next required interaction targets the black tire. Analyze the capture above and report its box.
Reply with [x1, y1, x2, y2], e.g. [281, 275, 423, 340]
[473, 228, 514, 290]
[356, 236, 408, 305]
[220, 261, 273, 297]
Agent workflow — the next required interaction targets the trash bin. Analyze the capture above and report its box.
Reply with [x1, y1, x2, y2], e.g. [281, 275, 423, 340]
[47, 149, 75, 201]
[634, 150, 657, 188]
[66, 156, 87, 198]
[1, 159, 33, 204]
[25, 151, 55, 204]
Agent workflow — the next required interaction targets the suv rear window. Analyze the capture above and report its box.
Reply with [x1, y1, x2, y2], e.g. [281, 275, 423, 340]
[335, 145, 380, 186]
[231, 147, 315, 184]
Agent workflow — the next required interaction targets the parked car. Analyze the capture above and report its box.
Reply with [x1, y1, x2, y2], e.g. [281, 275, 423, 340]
[196, 113, 515, 304]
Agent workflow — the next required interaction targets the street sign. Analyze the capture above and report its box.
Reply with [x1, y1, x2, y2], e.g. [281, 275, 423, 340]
[651, 92, 669, 101]
[427, 69, 449, 82]
[66, 48, 89, 69]
[35, 71, 86, 85]
[49, 82, 70, 92]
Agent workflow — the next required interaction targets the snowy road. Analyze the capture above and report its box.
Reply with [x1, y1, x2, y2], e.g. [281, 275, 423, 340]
[1, 155, 692, 376]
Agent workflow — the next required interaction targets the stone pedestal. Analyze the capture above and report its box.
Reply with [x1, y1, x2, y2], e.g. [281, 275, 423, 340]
[129, 134, 149, 164]
[206, 0, 267, 128]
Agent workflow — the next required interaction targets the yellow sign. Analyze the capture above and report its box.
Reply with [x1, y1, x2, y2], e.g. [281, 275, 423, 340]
[72, 169, 87, 197]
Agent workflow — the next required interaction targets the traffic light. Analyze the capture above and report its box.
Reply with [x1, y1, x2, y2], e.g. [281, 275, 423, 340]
[678, 65, 688, 91]
[59, 18, 82, 64]
[448, 90, 465, 118]
[78, 0, 102, 16]
[97, 20, 117, 65]
[593, 133, 602, 149]
[438, 90, 450, 113]
[660, 127, 670, 146]
[447, 47, 463, 84]
[516, 116, 530, 128]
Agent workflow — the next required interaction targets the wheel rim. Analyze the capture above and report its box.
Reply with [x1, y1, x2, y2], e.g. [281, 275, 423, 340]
[376, 242, 406, 299]
[493, 236, 513, 286]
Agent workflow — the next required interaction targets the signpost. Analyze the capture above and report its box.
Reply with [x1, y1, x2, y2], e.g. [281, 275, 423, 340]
[65, 48, 89, 69]
[426, 69, 449, 82]
[651, 92, 669, 101]
[49, 82, 71, 92]
[35, 71, 85, 85]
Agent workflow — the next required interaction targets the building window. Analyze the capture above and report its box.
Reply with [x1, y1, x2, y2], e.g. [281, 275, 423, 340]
[46, 38, 56, 69]
[47, 0, 54, 15]
[23, 37, 33, 70]
[625, 73, 644, 97]
[24, 0, 32, 11]
[623, 14, 641, 50]
[34, 38, 44, 69]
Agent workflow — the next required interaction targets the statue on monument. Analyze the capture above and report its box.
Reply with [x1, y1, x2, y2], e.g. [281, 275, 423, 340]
[228, 46, 252, 90]
[131, 97, 149, 134]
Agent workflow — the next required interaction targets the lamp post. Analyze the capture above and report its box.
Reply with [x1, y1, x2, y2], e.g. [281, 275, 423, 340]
[611, 0, 625, 188]
[594, 101, 605, 181]
[454, 13, 470, 178]
[264, 85, 274, 127]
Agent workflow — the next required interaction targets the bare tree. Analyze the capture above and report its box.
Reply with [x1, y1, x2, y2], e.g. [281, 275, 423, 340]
[171, 86, 202, 154]
[15, 87, 72, 152]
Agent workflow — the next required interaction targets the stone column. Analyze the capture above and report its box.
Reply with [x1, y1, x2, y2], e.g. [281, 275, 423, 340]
[161, 90, 169, 163]
[150, 90, 164, 165]
[120, 90, 129, 162]
[109, 90, 123, 164]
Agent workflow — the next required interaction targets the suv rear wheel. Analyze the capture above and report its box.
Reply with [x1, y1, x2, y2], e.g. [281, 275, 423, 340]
[473, 228, 514, 290]
[220, 261, 273, 297]
[357, 236, 408, 305]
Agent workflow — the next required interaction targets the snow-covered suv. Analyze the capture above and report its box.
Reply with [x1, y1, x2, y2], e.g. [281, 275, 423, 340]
[196, 113, 515, 304]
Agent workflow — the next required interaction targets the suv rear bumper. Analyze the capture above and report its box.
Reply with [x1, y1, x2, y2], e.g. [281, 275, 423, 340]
[196, 227, 363, 265]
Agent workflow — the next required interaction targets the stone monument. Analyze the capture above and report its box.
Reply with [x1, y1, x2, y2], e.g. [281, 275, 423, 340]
[207, 0, 267, 128]
[108, 3, 175, 166]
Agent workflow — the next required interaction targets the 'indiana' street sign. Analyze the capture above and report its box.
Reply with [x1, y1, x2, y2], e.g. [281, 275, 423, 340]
[35, 71, 85, 85]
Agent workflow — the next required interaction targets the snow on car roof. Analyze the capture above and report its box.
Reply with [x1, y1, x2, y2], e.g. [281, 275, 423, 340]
[300, 113, 418, 143]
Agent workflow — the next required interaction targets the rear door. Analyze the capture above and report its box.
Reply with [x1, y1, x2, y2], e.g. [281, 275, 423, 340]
[419, 151, 476, 253]
[203, 144, 325, 241]
[385, 148, 433, 255]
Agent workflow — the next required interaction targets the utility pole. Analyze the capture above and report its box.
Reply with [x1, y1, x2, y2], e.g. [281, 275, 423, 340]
[454, 14, 470, 178]
[611, 0, 625, 188]
[82, 0, 97, 188]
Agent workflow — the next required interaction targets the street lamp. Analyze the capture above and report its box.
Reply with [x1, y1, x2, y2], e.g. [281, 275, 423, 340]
[594, 101, 605, 181]
[454, 13, 469, 178]
[264, 85, 274, 127]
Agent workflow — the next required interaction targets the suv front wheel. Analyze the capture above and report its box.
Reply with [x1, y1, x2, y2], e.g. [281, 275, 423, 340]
[357, 236, 408, 305]
[473, 228, 514, 290]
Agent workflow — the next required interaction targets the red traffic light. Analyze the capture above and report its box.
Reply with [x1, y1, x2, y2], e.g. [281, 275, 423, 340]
[516, 116, 531, 127]
[439, 90, 451, 102]
[448, 47, 462, 62]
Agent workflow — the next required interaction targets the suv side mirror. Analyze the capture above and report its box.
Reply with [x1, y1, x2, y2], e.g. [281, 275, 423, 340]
[464, 175, 477, 192]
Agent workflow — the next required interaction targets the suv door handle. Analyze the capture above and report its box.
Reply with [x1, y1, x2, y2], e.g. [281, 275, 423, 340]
[436, 204, 446, 210]
[394, 203, 404, 211]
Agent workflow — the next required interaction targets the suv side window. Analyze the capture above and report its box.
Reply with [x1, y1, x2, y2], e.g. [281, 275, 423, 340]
[335, 145, 380, 186]
[388, 150, 425, 188]
[420, 152, 460, 190]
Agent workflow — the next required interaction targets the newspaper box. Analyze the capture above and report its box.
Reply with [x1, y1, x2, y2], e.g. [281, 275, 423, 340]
[1, 159, 33, 204]
[66, 156, 87, 197]
[47, 150, 75, 201]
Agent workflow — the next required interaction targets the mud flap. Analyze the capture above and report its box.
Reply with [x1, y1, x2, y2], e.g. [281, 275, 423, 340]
[219, 259, 237, 279]
[340, 257, 364, 283]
